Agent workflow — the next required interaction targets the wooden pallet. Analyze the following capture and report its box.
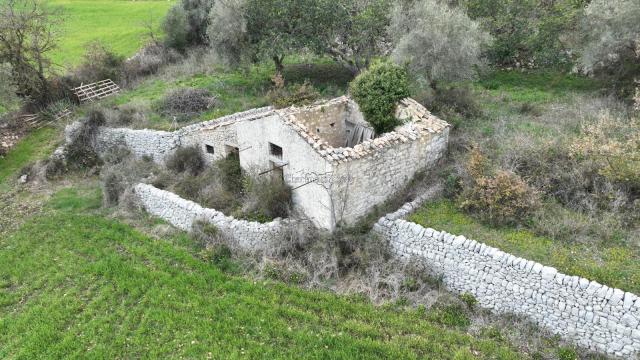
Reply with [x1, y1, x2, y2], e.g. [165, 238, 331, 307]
[73, 79, 121, 103]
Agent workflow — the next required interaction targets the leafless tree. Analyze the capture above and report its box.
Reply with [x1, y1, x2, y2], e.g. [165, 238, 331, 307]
[0, 0, 63, 104]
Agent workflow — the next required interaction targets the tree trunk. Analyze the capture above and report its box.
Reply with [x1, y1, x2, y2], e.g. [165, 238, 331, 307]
[272, 55, 284, 76]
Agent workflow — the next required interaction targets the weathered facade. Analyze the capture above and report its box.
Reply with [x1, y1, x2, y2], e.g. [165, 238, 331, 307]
[69, 96, 450, 230]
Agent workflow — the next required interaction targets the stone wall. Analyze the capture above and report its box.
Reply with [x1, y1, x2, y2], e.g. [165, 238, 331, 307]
[134, 183, 297, 251]
[282, 98, 350, 147]
[373, 208, 640, 358]
[333, 128, 449, 225]
[64, 107, 273, 164]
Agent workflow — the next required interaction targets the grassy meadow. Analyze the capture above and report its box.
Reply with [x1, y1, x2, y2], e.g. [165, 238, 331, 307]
[0, 183, 557, 359]
[49, 0, 175, 68]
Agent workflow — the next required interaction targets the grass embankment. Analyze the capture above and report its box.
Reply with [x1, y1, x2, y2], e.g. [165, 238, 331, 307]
[0, 127, 59, 189]
[0, 187, 537, 359]
[49, 0, 175, 68]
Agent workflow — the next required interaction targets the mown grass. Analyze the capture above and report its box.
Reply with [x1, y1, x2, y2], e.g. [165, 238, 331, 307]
[0, 127, 59, 189]
[409, 200, 640, 295]
[0, 187, 538, 359]
[49, 0, 175, 68]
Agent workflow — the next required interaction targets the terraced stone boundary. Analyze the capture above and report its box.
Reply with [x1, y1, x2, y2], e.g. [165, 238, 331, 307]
[373, 198, 640, 358]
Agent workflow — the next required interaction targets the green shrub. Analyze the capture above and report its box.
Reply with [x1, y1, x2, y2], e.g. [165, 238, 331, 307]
[428, 304, 471, 328]
[162, 5, 189, 51]
[217, 152, 243, 195]
[243, 176, 292, 221]
[460, 293, 478, 310]
[349, 61, 410, 134]
[101, 170, 125, 206]
[557, 347, 577, 360]
[166, 146, 205, 176]
[174, 175, 205, 200]
[73, 42, 124, 84]
[432, 86, 482, 120]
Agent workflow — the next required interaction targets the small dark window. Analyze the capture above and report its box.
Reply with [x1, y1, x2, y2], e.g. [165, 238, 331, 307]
[329, 122, 335, 128]
[269, 142, 283, 159]
[316, 127, 321, 133]
[205, 144, 214, 154]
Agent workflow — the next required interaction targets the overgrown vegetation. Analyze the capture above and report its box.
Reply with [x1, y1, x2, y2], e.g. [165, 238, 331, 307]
[158, 88, 217, 120]
[267, 79, 320, 109]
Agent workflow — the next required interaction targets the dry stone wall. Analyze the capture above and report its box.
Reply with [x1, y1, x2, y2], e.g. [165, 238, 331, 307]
[373, 205, 640, 358]
[134, 183, 296, 251]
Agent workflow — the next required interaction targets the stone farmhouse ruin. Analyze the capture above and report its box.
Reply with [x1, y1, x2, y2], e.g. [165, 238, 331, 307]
[76, 96, 450, 230]
[61, 96, 640, 357]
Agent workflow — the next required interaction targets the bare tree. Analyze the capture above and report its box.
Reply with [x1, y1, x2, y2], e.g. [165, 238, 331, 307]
[0, 0, 62, 104]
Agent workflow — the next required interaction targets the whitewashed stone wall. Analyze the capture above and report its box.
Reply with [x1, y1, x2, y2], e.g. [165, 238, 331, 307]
[373, 209, 640, 358]
[134, 183, 296, 251]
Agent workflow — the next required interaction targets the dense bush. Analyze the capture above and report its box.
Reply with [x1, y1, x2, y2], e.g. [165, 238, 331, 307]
[390, 0, 491, 88]
[570, 111, 640, 190]
[163, 0, 215, 50]
[100, 154, 160, 207]
[163, 5, 189, 51]
[110, 103, 148, 127]
[267, 80, 320, 109]
[165, 146, 205, 176]
[158, 88, 216, 119]
[419, 86, 481, 126]
[459, 147, 539, 226]
[217, 152, 243, 195]
[242, 176, 293, 221]
[207, 0, 248, 66]
[64, 109, 106, 170]
[72, 42, 124, 84]
[349, 61, 410, 134]
[460, 170, 540, 226]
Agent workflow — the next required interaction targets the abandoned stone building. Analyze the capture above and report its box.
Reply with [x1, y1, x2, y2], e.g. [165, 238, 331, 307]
[77, 95, 450, 230]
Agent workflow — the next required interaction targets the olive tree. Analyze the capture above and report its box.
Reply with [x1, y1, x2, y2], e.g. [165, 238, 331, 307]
[208, 0, 337, 75]
[389, 0, 492, 89]
[577, 0, 640, 96]
[326, 0, 392, 75]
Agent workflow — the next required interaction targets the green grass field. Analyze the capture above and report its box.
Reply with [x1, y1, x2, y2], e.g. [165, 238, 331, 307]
[0, 186, 539, 359]
[49, 0, 175, 68]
